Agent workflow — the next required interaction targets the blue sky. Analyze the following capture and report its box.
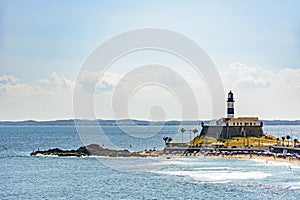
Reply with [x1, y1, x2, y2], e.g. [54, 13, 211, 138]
[0, 0, 300, 120]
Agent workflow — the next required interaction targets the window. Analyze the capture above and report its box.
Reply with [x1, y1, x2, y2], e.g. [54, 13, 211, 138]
[250, 122, 252, 126]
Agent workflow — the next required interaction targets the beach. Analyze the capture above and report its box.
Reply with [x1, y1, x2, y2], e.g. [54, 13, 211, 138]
[141, 150, 300, 164]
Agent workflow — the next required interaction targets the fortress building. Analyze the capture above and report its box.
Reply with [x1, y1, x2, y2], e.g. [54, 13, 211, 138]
[199, 91, 263, 139]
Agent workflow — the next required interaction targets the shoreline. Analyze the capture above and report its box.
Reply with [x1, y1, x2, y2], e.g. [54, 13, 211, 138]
[30, 144, 300, 164]
[32, 151, 300, 165]
[156, 152, 300, 164]
[138, 149, 300, 164]
[29, 149, 300, 167]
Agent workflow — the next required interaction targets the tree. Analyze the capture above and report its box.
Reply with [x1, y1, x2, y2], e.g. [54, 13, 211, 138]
[287, 135, 291, 147]
[163, 137, 173, 145]
[180, 128, 186, 143]
[163, 137, 168, 145]
[294, 138, 298, 147]
[281, 136, 285, 146]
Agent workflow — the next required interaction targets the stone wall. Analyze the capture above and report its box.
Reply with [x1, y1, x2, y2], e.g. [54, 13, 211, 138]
[199, 125, 263, 139]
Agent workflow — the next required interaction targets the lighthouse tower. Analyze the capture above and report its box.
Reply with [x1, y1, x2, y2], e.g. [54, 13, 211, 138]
[227, 90, 235, 118]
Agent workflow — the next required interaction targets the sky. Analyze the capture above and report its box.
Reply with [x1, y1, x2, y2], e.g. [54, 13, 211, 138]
[0, 0, 300, 121]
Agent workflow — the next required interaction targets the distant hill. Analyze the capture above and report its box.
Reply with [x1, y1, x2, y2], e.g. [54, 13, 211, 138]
[0, 119, 299, 126]
[262, 120, 300, 125]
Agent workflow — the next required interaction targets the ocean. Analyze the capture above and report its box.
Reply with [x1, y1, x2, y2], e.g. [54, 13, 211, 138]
[1, 125, 300, 199]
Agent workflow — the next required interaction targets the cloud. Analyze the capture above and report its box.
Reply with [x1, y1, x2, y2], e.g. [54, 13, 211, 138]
[0, 72, 75, 97]
[78, 67, 197, 95]
[0, 71, 123, 120]
[0, 72, 75, 120]
[0, 75, 18, 86]
[221, 63, 300, 119]
[0, 74, 45, 97]
[278, 68, 300, 88]
[0, 75, 18, 94]
[38, 72, 74, 93]
[224, 63, 272, 89]
[78, 70, 122, 93]
[224, 63, 300, 90]
[233, 76, 272, 88]
[1, 66, 299, 121]
[97, 71, 123, 92]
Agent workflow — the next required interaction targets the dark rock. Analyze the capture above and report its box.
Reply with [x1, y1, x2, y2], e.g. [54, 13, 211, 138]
[30, 144, 144, 157]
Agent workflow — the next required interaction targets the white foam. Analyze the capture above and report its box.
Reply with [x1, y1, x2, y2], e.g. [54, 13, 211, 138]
[150, 160, 187, 166]
[150, 158, 206, 166]
[154, 170, 271, 182]
[251, 159, 300, 169]
[193, 167, 232, 171]
[281, 182, 300, 190]
[35, 154, 58, 157]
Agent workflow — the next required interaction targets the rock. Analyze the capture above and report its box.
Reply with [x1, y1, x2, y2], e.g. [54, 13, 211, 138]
[30, 144, 145, 157]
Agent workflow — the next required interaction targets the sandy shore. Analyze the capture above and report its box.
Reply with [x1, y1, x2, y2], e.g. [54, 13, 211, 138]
[139, 150, 300, 164]
[205, 154, 300, 164]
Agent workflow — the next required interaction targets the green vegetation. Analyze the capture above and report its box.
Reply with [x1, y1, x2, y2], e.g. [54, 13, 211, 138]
[163, 137, 173, 145]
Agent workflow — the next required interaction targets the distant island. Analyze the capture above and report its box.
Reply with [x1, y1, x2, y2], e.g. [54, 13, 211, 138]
[0, 119, 300, 126]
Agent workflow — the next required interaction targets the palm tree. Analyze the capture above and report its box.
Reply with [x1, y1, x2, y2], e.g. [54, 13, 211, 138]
[282, 136, 285, 146]
[294, 138, 298, 147]
[163, 137, 168, 145]
[180, 128, 186, 143]
[287, 135, 291, 147]
[167, 137, 173, 144]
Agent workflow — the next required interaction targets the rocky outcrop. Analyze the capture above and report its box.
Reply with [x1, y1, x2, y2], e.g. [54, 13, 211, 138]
[30, 144, 140, 157]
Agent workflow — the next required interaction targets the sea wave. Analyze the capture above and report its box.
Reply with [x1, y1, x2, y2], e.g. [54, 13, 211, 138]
[153, 170, 271, 182]
[281, 182, 300, 190]
[251, 158, 300, 169]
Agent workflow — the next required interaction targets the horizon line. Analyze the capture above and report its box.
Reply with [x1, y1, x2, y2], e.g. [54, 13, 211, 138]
[0, 118, 299, 123]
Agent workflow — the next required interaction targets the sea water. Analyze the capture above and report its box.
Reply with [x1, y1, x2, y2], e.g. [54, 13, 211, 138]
[0, 125, 300, 199]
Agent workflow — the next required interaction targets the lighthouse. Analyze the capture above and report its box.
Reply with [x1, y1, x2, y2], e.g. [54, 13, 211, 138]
[199, 90, 263, 140]
[227, 90, 234, 118]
